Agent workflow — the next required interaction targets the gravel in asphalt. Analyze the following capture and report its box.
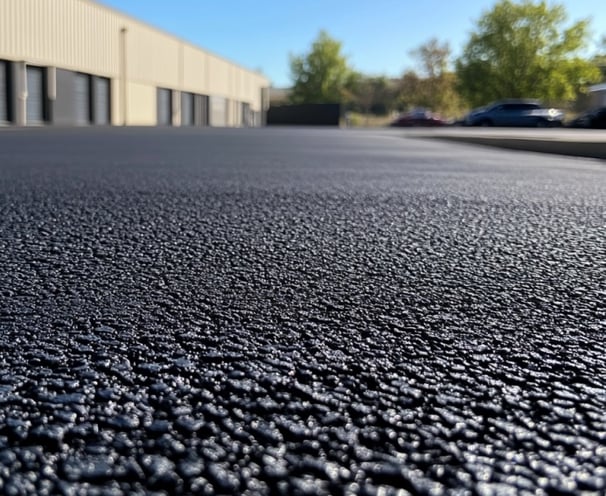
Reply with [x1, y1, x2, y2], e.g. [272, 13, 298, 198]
[0, 127, 605, 495]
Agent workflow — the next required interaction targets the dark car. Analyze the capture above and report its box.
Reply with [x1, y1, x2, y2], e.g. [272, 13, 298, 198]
[568, 107, 606, 129]
[390, 108, 447, 127]
[464, 100, 564, 127]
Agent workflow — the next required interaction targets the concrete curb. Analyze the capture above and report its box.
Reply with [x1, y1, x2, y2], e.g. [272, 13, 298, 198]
[425, 134, 606, 161]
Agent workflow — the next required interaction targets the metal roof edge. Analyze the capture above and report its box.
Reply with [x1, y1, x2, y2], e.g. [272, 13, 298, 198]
[80, 0, 270, 85]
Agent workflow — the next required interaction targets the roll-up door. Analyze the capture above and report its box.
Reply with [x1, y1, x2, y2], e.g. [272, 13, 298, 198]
[210, 96, 226, 127]
[195, 95, 209, 126]
[74, 73, 91, 125]
[241, 102, 251, 127]
[93, 77, 110, 125]
[157, 88, 172, 126]
[0, 61, 8, 123]
[26, 66, 45, 125]
[181, 92, 194, 126]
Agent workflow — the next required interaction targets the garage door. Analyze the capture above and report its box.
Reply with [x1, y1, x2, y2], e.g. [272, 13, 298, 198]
[157, 88, 172, 126]
[181, 92, 194, 126]
[241, 102, 251, 127]
[0, 61, 7, 123]
[210, 96, 226, 127]
[26, 65, 45, 125]
[74, 73, 91, 125]
[93, 77, 110, 125]
[196, 95, 209, 126]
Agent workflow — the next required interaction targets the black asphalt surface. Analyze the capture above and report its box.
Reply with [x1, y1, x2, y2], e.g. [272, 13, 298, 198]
[1, 127, 605, 495]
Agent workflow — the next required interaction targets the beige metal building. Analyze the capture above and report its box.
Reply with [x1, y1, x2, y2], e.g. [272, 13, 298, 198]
[0, 0, 270, 127]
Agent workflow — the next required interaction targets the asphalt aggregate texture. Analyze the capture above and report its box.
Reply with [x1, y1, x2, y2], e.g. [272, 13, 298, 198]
[0, 127, 605, 495]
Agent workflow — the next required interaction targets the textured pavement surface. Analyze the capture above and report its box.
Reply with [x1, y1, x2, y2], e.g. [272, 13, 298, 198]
[0, 127, 605, 495]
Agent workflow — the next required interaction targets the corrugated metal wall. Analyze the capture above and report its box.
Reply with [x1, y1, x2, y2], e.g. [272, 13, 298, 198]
[0, 0, 269, 126]
[0, 0, 120, 77]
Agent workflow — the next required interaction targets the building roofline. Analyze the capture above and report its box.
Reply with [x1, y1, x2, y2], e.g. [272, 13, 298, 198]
[84, 0, 270, 84]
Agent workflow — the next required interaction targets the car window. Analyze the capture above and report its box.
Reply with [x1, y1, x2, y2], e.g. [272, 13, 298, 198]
[506, 103, 539, 111]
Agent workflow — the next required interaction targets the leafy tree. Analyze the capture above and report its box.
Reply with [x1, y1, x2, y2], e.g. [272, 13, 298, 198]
[397, 39, 466, 117]
[289, 31, 355, 104]
[411, 38, 450, 79]
[351, 75, 398, 116]
[456, 0, 602, 107]
[397, 70, 424, 110]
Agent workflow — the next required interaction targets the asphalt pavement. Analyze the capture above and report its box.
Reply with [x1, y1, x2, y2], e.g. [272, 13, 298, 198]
[1, 127, 605, 495]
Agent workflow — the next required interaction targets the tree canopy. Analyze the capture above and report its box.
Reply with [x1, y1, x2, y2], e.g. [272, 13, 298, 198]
[349, 75, 399, 116]
[411, 38, 450, 79]
[398, 38, 465, 117]
[288, 31, 355, 104]
[456, 0, 601, 106]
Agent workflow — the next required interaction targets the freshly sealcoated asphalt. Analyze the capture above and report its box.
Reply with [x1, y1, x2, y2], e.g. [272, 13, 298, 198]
[0, 127, 605, 494]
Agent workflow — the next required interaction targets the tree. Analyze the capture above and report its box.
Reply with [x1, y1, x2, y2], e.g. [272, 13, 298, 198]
[351, 75, 397, 116]
[456, 0, 602, 107]
[397, 70, 424, 110]
[411, 38, 450, 79]
[397, 39, 466, 118]
[289, 31, 355, 104]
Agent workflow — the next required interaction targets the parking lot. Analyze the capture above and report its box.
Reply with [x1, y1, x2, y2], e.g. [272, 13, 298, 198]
[0, 127, 605, 494]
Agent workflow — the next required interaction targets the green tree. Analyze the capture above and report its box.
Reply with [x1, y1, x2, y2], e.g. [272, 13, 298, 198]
[397, 70, 423, 110]
[351, 75, 398, 116]
[411, 37, 450, 79]
[456, 0, 601, 107]
[289, 31, 355, 104]
[397, 39, 466, 118]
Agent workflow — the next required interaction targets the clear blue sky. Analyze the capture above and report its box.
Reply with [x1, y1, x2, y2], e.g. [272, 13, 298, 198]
[98, 0, 606, 87]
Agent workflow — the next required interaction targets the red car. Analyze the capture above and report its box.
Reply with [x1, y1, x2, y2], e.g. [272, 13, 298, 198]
[390, 108, 447, 127]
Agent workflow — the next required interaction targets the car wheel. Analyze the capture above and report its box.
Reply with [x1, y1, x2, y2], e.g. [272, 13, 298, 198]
[536, 119, 548, 128]
[479, 119, 492, 127]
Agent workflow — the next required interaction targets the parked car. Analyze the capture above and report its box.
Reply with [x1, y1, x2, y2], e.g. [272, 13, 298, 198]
[568, 107, 606, 129]
[390, 108, 447, 127]
[464, 100, 564, 127]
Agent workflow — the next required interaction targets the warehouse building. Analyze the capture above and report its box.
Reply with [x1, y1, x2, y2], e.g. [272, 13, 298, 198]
[0, 0, 270, 127]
